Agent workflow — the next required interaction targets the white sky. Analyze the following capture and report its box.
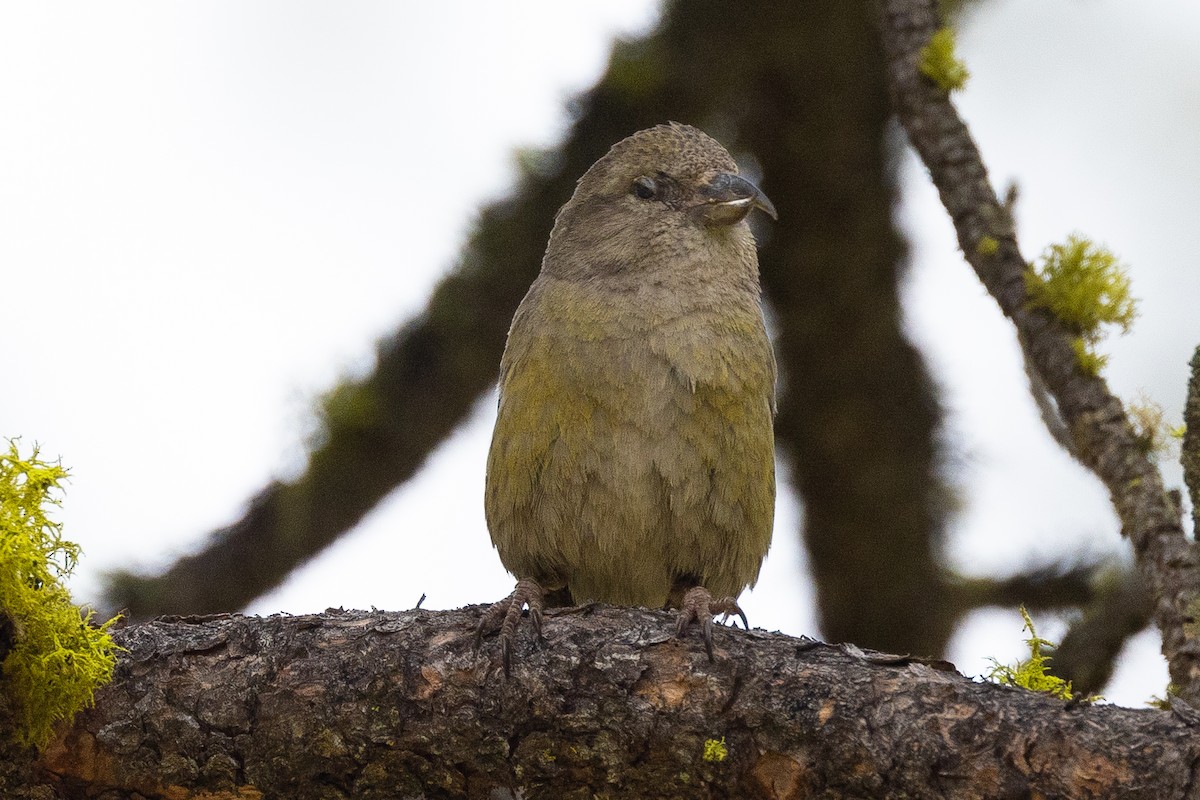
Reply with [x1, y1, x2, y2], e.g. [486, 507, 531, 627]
[4, 0, 1199, 708]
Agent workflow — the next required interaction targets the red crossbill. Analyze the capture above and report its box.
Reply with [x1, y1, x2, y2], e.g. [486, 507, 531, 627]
[480, 123, 777, 668]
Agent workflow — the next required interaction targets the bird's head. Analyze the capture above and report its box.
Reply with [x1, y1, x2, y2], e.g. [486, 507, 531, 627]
[543, 123, 775, 282]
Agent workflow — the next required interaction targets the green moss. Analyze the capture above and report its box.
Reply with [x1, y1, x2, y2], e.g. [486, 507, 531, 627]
[1149, 684, 1181, 710]
[308, 378, 382, 453]
[0, 440, 119, 748]
[987, 607, 1095, 702]
[1025, 234, 1138, 376]
[702, 737, 728, 762]
[1070, 337, 1107, 376]
[919, 28, 970, 92]
[976, 235, 999, 256]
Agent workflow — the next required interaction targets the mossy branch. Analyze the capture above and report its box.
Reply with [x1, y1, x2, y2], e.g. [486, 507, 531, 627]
[987, 607, 1093, 702]
[10, 609, 1200, 798]
[1024, 235, 1137, 376]
[918, 27, 970, 92]
[0, 441, 119, 749]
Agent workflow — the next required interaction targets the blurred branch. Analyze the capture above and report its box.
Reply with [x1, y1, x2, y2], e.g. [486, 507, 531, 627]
[1053, 564, 1153, 697]
[740, 2, 950, 658]
[1183, 344, 1200, 539]
[879, 0, 1200, 704]
[1023, 353, 1079, 460]
[954, 561, 1099, 611]
[956, 560, 1153, 698]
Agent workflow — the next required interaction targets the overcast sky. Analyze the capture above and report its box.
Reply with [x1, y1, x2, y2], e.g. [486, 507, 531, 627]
[4, 0, 1199, 708]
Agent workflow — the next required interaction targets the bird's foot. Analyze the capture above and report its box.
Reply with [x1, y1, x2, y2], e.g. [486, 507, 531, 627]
[475, 578, 546, 676]
[674, 586, 749, 661]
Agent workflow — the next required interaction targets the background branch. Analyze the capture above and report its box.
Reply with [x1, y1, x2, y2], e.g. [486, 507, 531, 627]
[953, 560, 1099, 612]
[1183, 344, 1200, 539]
[1053, 565, 1153, 696]
[955, 561, 1153, 696]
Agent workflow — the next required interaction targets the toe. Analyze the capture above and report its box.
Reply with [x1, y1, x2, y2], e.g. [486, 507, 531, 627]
[674, 586, 748, 660]
[477, 579, 547, 676]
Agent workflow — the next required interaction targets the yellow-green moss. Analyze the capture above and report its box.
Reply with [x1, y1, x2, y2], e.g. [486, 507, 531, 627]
[1069, 337, 1108, 376]
[919, 28, 970, 92]
[987, 607, 1094, 702]
[702, 737, 728, 762]
[0, 441, 119, 748]
[1149, 684, 1181, 710]
[976, 235, 999, 256]
[1025, 235, 1138, 376]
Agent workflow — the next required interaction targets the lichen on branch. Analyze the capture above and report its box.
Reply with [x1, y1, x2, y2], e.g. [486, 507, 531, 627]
[1024, 234, 1138, 375]
[987, 606, 1094, 702]
[918, 27, 970, 92]
[0, 440, 119, 748]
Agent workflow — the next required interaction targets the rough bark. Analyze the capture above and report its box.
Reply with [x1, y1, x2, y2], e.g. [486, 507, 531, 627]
[879, 0, 1200, 703]
[6, 609, 1198, 799]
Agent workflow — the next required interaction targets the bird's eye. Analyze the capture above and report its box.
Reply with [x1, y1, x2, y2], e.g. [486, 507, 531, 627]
[632, 176, 657, 200]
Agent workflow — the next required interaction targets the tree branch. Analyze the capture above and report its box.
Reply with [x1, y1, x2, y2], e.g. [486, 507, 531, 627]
[6, 610, 1196, 799]
[1183, 344, 1200, 539]
[955, 561, 1153, 696]
[741, 1, 951, 659]
[953, 561, 1099, 611]
[878, 0, 1200, 704]
[1053, 565, 1153, 696]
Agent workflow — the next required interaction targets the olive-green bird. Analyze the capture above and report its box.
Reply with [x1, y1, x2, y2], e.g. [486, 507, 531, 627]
[479, 123, 777, 666]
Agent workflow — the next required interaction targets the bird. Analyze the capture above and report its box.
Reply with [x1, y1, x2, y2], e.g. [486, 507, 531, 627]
[478, 122, 777, 669]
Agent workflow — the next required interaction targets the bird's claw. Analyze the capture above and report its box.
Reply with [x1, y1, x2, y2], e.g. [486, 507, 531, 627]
[675, 586, 748, 661]
[476, 578, 546, 676]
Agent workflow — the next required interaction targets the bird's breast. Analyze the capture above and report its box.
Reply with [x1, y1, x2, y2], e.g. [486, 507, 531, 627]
[485, 275, 776, 603]
[501, 278, 773, 414]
